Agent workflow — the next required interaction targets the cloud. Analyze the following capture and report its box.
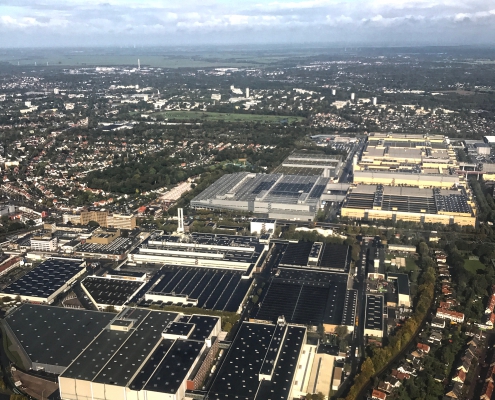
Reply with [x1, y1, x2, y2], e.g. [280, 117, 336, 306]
[0, 0, 494, 46]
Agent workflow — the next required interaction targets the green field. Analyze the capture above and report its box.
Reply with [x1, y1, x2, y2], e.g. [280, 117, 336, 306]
[155, 111, 306, 123]
[464, 259, 486, 274]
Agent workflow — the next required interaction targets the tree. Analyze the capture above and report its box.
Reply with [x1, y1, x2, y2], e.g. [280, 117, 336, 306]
[251, 295, 259, 304]
[334, 325, 348, 339]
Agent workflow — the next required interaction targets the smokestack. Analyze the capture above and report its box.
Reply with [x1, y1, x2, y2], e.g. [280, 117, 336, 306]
[177, 208, 184, 233]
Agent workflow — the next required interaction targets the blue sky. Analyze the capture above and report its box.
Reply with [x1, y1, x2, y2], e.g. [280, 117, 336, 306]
[0, 0, 494, 47]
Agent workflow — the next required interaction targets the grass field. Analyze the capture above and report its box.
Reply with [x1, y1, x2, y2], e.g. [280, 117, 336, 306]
[154, 110, 306, 123]
[405, 257, 419, 272]
[464, 259, 486, 274]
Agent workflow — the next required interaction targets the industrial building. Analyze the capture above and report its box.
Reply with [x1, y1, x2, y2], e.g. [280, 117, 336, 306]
[387, 273, 411, 308]
[81, 276, 147, 311]
[0, 258, 86, 303]
[250, 218, 277, 234]
[355, 132, 457, 174]
[278, 241, 351, 273]
[2, 304, 115, 374]
[276, 151, 343, 178]
[253, 267, 356, 333]
[341, 185, 476, 226]
[190, 172, 330, 220]
[143, 265, 252, 313]
[364, 294, 385, 339]
[73, 228, 137, 261]
[128, 232, 266, 274]
[208, 319, 307, 400]
[353, 171, 460, 189]
[59, 308, 221, 400]
[63, 210, 136, 230]
[251, 240, 354, 332]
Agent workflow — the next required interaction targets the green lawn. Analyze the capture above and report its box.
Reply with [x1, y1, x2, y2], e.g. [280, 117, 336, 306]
[464, 259, 486, 274]
[154, 111, 305, 124]
[406, 257, 419, 272]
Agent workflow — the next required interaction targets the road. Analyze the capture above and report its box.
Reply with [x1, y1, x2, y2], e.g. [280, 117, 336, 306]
[339, 139, 366, 184]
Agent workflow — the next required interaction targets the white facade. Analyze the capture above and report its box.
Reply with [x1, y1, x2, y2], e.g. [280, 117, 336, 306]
[30, 237, 58, 252]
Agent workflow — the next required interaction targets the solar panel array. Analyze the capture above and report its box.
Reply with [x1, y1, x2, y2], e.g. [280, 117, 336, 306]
[279, 242, 313, 266]
[254, 269, 350, 326]
[279, 242, 350, 272]
[144, 265, 251, 312]
[365, 295, 384, 332]
[2, 258, 83, 299]
[76, 237, 133, 255]
[82, 277, 143, 307]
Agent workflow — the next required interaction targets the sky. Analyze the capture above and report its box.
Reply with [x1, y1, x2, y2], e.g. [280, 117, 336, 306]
[1, 0, 495, 47]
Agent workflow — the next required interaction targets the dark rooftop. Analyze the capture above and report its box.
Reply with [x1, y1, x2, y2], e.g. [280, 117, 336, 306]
[365, 295, 384, 332]
[4, 304, 114, 369]
[208, 321, 306, 400]
[82, 276, 144, 307]
[1, 258, 84, 300]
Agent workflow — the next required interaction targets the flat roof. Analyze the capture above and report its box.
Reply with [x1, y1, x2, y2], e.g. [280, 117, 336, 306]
[254, 268, 349, 326]
[82, 276, 143, 307]
[1, 258, 84, 300]
[4, 304, 115, 369]
[76, 237, 133, 255]
[278, 242, 350, 272]
[365, 295, 384, 332]
[208, 321, 306, 400]
[388, 273, 410, 296]
[61, 307, 219, 393]
[142, 339, 204, 393]
[343, 185, 473, 215]
[61, 308, 174, 381]
[144, 265, 252, 312]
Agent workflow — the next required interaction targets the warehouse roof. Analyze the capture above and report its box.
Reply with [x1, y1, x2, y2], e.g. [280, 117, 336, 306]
[388, 273, 410, 296]
[208, 321, 306, 400]
[1, 258, 84, 300]
[365, 295, 384, 333]
[4, 304, 114, 369]
[82, 276, 144, 307]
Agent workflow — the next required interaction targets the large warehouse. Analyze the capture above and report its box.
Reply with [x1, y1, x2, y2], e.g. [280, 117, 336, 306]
[276, 151, 343, 178]
[353, 170, 461, 189]
[59, 308, 221, 400]
[0, 258, 86, 303]
[143, 264, 253, 313]
[128, 232, 266, 274]
[341, 185, 476, 226]
[190, 172, 330, 220]
[208, 319, 307, 400]
[356, 132, 457, 173]
[2, 305, 115, 374]
[251, 241, 355, 332]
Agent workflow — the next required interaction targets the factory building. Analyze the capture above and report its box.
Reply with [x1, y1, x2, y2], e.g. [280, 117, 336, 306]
[2, 305, 115, 374]
[277, 151, 343, 178]
[128, 232, 266, 274]
[355, 132, 457, 174]
[191, 172, 330, 221]
[364, 294, 385, 339]
[353, 171, 460, 189]
[0, 258, 86, 303]
[208, 318, 307, 400]
[59, 308, 221, 400]
[341, 185, 476, 227]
